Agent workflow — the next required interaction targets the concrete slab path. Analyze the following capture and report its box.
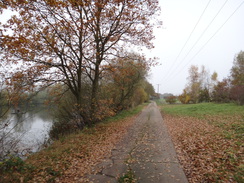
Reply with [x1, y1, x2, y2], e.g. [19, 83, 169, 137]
[86, 102, 188, 183]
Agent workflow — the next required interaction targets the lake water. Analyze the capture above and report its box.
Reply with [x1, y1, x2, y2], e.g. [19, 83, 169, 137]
[0, 107, 53, 158]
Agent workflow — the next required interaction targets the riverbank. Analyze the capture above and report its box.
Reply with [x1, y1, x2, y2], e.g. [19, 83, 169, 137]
[0, 104, 145, 183]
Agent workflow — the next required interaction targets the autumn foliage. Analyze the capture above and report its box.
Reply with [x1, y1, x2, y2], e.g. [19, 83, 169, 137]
[0, 107, 140, 183]
[165, 95, 177, 104]
[179, 51, 244, 105]
[0, 0, 160, 126]
[212, 79, 230, 103]
[103, 53, 153, 110]
[178, 89, 191, 104]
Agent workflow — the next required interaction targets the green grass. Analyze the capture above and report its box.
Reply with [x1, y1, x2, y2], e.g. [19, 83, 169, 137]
[161, 103, 244, 138]
[0, 103, 148, 183]
[118, 168, 136, 183]
[161, 103, 244, 182]
[161, 103, 244, 117]
[105, 103, 147, 122]
[155, 98, 166, 105]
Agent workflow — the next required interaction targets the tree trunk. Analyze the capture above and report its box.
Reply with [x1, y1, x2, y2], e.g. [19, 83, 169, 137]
[90, 63, 100, 124]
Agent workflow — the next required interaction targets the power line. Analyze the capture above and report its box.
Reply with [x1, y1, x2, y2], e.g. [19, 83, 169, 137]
[174, 0, 244, 78]
[174, 0, 229, 71]
[160, 0, 212, 83]
[163, 0, 228, 84]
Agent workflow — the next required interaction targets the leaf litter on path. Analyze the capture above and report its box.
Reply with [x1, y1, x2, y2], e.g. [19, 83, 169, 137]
[25, 115, 138, 183]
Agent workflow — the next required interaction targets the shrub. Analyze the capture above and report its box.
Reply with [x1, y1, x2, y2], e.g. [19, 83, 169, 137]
[212, 79, 230, 103]
[0, 156, 34, 174]
[230, 85, 244, 105]
[198, 88, 210, 102]
[178, 90, 191, 104]
[165, 96, 177, 104]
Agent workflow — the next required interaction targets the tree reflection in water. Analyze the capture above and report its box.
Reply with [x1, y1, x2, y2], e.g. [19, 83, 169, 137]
[0, 107, 53, 159]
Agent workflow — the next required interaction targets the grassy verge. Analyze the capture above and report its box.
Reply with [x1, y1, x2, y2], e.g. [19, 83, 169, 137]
[160, 103, 244, 183]
[155, 98, 166, 106]
[163, 103, 244, 138]
[162, 102, 244, 117]
[0, 104, 146, 183]
[105, 103, 147, 122]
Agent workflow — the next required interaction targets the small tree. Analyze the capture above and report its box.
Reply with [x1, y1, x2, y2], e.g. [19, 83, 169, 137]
[104, 52, 151, 110]
[231, 51, 244, 86]
[230, 85, 244, 105]
[165, 95, 177, 104]
[143, 80, 156, 101]
[132, 87, 148, 107]
[178, 89, 191, 104]
[187, 65, 200, 103]
[212, 79, 231, 103]
[230, 51, 244, 105]
[198, 87, 210, 102]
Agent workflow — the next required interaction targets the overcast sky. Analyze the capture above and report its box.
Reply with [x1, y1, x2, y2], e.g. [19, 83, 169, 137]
[148, 0, 244, 95]
[1, 1, 243, 95]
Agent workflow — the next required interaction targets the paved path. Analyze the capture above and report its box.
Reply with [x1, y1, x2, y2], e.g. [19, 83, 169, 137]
[87, 102, 188, 183]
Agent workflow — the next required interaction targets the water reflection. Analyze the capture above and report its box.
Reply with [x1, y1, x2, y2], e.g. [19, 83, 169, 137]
[0, 106, 53, 156]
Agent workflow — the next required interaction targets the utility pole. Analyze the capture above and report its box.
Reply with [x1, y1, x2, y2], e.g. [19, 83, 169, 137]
[157, 84, 160, 99]
[157, 84, 160, 94]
